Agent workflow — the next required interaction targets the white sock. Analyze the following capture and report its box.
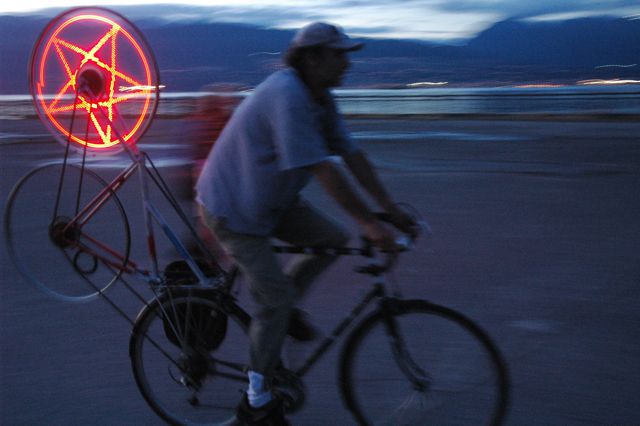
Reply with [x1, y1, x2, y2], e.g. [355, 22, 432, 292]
[247, 370, 272, 408]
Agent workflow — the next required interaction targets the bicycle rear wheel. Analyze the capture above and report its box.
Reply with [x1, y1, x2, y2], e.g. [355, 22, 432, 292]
[130, 289, 250, 426]
[339, 299, 509, 425]
[4, 163, 130, 302]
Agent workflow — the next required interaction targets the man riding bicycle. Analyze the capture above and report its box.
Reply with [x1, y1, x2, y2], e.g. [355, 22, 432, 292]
[196, 22, 416, 425]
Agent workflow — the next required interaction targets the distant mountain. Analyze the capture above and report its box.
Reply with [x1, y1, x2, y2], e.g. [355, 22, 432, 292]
[1, 14, 638, 94]
[467, 17, 640, 67]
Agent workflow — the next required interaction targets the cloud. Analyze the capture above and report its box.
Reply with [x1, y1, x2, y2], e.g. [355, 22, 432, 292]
[3, 0, 639, 41]
[432, 0, 640, 20]
[115, 4, 316, 26]
[181, 0, 640, 40]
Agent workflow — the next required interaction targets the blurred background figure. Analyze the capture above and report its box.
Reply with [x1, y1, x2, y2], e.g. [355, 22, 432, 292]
[189, 83, 247, 172]
[179, 83, 245, 266]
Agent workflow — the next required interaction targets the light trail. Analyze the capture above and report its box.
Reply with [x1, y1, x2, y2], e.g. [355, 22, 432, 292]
[595, 64, 637, 69]
[577, 79, 640, 85]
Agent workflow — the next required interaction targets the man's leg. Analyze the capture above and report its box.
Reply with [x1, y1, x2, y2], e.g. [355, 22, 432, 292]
[273, 200, 350, 298]
[200, 209, 294, 405]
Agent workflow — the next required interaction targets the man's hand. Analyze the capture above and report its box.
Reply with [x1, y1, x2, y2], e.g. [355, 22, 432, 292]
[386, 204, 419, 237]
[362, 220, 397, 252]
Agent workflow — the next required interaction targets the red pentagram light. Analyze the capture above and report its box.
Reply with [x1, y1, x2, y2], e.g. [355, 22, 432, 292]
[30, 8, 159, 153]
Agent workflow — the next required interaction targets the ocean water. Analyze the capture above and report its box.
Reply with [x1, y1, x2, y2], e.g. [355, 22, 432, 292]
[334, 85, 640, 115]
[1, 85, 639, 153]
[157, 85, 640, 116]
[1, 85, 639, 120]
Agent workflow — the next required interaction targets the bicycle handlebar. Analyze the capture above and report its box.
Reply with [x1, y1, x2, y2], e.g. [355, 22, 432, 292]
[272, 207, 430, 276]
[354, 212, 431, 276]
[372, 211, 431, 250]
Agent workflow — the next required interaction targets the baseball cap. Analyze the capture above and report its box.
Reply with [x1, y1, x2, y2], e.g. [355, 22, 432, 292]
[290, 22, 363, 51]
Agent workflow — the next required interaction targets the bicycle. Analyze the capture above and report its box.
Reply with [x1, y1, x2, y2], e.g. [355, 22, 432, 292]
[127, 216, 510, 426]
[5, 157, 510, 425]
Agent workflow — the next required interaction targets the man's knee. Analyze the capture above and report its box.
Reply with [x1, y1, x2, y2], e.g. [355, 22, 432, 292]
[322, 223, 350, 251]
[334, 226, 351, 248]
[249, 274, 297, 310]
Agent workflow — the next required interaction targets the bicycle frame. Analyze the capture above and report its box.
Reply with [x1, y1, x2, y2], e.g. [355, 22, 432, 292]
[17, 98, 233, 337]
[295, 282, 386, 377]
[55, 104, 219, 290]
[271, 244, 405, 378]
[61, 154, 211, 285]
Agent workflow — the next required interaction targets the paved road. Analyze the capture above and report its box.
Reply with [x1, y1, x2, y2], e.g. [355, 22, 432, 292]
[1, 117, 639, 425]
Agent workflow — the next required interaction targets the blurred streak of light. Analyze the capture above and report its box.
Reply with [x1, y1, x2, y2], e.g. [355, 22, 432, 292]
[578, 79, 640, 85]
[595, 64, 637, 69]
[119, 85, 165, 92]
[513, 84, 566, 88]
[248, 51, 281, 56]
[406, 82, 448, 88]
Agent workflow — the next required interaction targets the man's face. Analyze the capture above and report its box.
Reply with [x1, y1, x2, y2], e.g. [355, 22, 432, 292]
[315, 48, 351, 88]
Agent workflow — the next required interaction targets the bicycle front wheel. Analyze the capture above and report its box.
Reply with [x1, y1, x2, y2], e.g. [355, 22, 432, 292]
[340, 299, 509, 426]
[4, 163, 130, 302]
[130, 289, 251, 426]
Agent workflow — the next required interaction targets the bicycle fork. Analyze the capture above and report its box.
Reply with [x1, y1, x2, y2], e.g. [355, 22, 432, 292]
[380, 297, 431, 392]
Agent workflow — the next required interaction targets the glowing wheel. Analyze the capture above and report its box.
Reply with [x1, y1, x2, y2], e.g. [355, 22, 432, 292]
[29, 7, 160, 153]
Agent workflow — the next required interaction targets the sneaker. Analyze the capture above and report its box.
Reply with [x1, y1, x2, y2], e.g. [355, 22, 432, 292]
[234, 394, 291, 426]
[287, 309, 318, 342]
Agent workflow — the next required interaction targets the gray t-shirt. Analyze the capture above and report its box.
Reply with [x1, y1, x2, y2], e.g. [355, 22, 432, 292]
[195, 68, 358, 235]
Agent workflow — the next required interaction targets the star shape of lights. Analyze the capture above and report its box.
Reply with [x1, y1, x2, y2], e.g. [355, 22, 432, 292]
[37, 14, 154, 149]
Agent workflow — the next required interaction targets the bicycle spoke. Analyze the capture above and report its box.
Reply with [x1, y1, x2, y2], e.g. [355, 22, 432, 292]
[130, 294, 250, 425]
[340, 300, 508, 426]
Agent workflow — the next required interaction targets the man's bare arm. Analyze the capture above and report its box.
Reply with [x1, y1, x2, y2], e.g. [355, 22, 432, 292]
[342, 150, 394, 210]
[342, 150, 417, 235]
[310, 160, 395, 248]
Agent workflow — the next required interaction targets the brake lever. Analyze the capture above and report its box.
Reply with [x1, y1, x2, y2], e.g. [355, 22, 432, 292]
[398, 234, 413, 250]
[417, 219, 432, 238]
